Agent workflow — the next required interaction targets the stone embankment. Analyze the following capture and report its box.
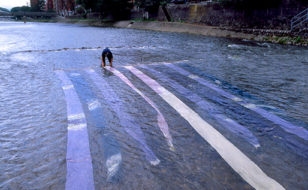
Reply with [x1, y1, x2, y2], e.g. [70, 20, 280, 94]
[114, 20, 261, 40]
[21, 17, 308, 46]
[113, 21, 307, 46]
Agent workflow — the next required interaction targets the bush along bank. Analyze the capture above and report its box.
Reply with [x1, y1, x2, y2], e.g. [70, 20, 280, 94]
[263, 35, 307, 46]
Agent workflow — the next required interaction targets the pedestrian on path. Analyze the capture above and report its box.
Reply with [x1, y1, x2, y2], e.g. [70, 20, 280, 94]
[102, 47, 113, 67]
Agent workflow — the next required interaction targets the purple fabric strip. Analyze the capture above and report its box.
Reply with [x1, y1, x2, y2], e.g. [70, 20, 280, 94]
[124, 66, 285, 189]
[165, 63, 308, 141]
[106, 67, 174, 151]
[85, 69, 160, 165]
[55, 70, 94, 190]
[141, 65, 260, 148]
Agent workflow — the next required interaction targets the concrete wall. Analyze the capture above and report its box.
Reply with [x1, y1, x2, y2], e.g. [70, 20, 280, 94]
[158, 1, 307, 29]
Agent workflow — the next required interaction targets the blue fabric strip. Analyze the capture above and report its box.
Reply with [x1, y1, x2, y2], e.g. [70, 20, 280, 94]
[85, 69, 160, 165]
[68, 71, 122, 181]
[141, 65, 260, 148]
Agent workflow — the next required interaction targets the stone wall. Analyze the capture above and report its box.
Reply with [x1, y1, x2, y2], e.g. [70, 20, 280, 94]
[158, 1, 307, 30]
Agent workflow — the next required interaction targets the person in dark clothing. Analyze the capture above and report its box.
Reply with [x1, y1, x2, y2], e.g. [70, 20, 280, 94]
[101, 48, 113, 67]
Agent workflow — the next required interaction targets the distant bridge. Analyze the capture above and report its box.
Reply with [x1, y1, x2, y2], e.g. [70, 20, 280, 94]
[0, 12, 57, 19]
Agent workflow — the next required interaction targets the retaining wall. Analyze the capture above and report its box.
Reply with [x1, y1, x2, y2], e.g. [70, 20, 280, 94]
[158, 1, 307, 30]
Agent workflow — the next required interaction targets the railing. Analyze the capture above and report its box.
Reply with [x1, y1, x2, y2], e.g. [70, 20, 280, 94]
[12, 12, 57, 17]
[291, 8, 308, 31]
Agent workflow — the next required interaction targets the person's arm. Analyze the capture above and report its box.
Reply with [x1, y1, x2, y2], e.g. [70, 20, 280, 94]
[110, 58, 113, 67]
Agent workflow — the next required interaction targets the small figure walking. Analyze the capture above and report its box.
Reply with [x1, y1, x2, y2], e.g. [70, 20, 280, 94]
[23, 16, 26, 23]
[101, 47, 113, 67]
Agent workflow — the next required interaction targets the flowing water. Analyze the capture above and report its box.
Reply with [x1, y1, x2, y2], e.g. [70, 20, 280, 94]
[0, 21, 307, 189]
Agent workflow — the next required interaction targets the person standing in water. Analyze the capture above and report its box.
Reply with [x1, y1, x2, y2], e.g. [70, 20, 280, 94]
[101, 48, 113, 67]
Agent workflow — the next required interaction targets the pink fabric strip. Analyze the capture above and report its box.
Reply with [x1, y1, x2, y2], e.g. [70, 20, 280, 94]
[107, 67, 174, 151]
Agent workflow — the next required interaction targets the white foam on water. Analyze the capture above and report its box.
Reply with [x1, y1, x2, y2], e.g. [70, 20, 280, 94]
[150, 159, 160, 166]
[68, 113, 85, 121]
[62, 85, 74, 90]
[106, 153, 122, 179]
[68, 123, 87, 131]
[232, 97, 243, 102]
[70, 73, 80, 77]
[215, 80, 222, 85]
[87, 99, 101, 111]
[244, 103, 257, 109]
[188, 74, 200, 79]
[227, 44, 242, 49]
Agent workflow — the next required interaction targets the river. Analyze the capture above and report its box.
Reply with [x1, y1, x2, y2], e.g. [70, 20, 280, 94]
[0, 21, 307, 189]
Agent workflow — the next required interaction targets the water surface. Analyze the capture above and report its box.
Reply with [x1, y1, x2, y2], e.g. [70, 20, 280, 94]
[0, 21, 307, 189]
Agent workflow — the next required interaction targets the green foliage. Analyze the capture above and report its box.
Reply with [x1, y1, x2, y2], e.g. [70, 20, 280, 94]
[76, 0, 98, 10]
[277, 37, 288, 44]
[295, 36, 302, 44]
[38, 0, 46, 11]
[97, 0, 132, 20]
[0, 7, 10, 12]
[75, 0, 132, 20]
[75, 5, 87, 15]
[31, 0, 46, 11]
[11, 6, 32, 12]
[218, 0, 282, 10]
[135, 0, 164, 12]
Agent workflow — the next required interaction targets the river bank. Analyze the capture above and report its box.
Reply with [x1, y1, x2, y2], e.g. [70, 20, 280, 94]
[113, 21, 308, 46]
[22, 18, 308, 46]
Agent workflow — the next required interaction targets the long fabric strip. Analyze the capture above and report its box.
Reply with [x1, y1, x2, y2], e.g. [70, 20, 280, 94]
[69, 72, 122, 181]
[125, 66, 284, 190]
[164, 63, 308, 141]
[85, 69, 160, 165]
[106, 67, 174, 151]
[55, 70, 95, 190]
[141, 65, 260, 148]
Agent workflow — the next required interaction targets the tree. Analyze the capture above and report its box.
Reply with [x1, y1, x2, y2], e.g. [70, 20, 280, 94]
[135, 0, 164, 13]
[30, 0, 46, 11]
[76, 0, 98, 10]
[218, 0, 282, 10]
[75, 0, 132, 20]
[38, 0, 46, 11]
[96, 0, 132, 20]
[11, 6, 32, 12]
[0, 7, 9, 12]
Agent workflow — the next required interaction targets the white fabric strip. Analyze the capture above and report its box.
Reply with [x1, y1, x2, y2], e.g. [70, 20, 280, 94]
[125, 66, 284, 190]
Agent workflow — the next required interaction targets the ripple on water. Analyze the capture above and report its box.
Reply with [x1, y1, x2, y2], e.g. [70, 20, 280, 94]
[0, 55, 67, 189]
[0, 22, 307, 189]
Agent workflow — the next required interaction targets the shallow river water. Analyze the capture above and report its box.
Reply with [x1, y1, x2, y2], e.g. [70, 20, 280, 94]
[0, 21, 307, 190]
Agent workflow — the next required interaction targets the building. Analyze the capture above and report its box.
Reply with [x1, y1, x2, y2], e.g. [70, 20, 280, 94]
[53, 0, 75, 15]
[47, 0, 54, 11]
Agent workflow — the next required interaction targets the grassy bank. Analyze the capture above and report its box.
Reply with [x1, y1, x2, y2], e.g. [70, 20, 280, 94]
[263, 35, 307, 46]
